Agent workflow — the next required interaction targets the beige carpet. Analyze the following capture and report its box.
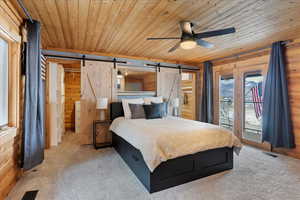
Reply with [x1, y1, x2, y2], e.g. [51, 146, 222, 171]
[6, 134, 300, 200]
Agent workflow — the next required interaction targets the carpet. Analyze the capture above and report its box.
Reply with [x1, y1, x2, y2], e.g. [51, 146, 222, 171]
[6, 134, 300, 200]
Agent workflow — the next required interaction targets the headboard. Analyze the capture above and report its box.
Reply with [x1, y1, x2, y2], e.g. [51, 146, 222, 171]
[110, 102, 124, 121]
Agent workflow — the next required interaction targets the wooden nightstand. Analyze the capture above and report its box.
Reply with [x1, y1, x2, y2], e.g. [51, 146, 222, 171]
[93, 120, 112, 149]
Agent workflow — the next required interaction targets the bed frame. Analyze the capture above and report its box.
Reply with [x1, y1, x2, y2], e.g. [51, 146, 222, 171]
[110, 102, 233, 193]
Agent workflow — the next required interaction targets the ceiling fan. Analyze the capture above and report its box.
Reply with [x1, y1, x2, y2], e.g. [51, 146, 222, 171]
[146, 21, 236, 52]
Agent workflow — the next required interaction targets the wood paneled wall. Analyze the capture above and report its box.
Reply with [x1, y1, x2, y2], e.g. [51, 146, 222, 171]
[0, 1, 22, 199]
[212, 40, 300, 159]
[143, 73, 156, 91]
[64, 71, 81, 130]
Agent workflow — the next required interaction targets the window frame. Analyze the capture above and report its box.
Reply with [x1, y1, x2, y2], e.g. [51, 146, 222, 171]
[0, 36, 9, 129]
[219, 75, 235, 130]
[213, 69, 235, 126]
[242, 71, 264, 143]
[0, 30, 21, 131]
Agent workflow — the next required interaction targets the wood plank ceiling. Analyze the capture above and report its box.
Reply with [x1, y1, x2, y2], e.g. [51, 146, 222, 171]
[13, 0, 300, 64]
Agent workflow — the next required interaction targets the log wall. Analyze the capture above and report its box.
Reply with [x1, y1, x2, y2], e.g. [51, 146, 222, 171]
[64, 71, 81, 130]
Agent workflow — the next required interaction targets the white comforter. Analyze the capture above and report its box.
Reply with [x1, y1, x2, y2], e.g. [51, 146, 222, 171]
[110, 117, 242, 172]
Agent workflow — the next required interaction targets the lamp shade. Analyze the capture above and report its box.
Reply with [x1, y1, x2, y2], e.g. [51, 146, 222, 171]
[172, 98, 180, 108]
[180, 39, 196, 49]
[96, 98, 108, 109]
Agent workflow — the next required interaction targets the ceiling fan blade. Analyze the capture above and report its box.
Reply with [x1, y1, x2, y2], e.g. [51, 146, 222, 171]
[147, 37, 181, 40]
[168, 42, 181, 53]
[194, 27, 236, 39]
[196, 39, 214, 48]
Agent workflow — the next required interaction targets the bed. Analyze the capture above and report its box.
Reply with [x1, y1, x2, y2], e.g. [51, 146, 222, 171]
[110, 102, 241, 193]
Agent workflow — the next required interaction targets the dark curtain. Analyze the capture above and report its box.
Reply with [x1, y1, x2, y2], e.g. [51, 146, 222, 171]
[200, 61, 214, 123]
[22, 20, 45, 170]
[262, 41, 295, 148]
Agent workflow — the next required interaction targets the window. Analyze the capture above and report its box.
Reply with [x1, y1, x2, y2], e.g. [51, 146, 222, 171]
[0, 37, 8, 127]
[219, 76, 234, 130]
[243, 73, 263, 142]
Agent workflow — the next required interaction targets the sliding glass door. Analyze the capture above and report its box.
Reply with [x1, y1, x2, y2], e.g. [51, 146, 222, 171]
[243, 72, 263, 143]
[215, 64, 270, 150]
[219, 76, 234, 130]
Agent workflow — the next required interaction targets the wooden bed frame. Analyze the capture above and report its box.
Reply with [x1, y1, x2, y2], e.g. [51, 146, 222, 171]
[110, 102, 234, 193]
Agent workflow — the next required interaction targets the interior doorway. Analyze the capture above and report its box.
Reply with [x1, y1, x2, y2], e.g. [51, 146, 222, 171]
[63, 62, 81, 133]
[180, 71, 196, 120]
[45, 59, 81, 148]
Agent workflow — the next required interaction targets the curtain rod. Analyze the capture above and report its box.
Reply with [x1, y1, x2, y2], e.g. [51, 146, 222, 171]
[146, 63, 199, 71]
[210, 40, 292, 63]
[17, 0, 33, 23]
[44, 54, 127, 64]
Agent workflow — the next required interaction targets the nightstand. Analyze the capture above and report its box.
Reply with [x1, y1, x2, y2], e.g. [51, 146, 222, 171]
[93, 120, 112, 149]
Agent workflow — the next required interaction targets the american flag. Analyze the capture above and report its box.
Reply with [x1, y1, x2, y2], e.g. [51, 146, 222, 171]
[250, 82, 263, 119]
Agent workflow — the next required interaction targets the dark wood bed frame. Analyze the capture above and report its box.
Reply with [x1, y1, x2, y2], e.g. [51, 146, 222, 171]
[110, 102, 233, 193]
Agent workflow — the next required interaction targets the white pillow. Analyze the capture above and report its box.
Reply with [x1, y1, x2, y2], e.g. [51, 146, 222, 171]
[143, 96, 163, 105]
[122, 98, 144, 119]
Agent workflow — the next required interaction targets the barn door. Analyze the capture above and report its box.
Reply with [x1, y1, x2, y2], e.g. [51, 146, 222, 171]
[80, 61, 115, 144]
[157, 67, 181, 116]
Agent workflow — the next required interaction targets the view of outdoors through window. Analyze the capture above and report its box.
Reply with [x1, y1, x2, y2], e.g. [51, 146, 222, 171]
[219, 76, 234, 130]
[243, 73, 263, 142]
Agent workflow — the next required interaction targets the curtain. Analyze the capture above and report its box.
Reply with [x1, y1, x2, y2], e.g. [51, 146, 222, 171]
[200, 61, 213, 123]
[262, 41, 295, 148]
[22, 20, 45, 170]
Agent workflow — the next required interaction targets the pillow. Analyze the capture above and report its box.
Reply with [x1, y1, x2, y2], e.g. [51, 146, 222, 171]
[152, 101, 168, 117]
[129, 104, 146, 119]
[144, 96, 163, 105]
[143, 103, 163, 119]
[122, 98, 144, 119]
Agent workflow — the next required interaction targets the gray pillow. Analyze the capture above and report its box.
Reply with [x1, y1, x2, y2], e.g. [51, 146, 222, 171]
[152, 101, 168, 117]
[143, 104, 163, 119]
[129, 103, 146, 119]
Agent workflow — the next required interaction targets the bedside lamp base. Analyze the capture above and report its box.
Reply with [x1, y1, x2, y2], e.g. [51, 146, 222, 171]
[99, 110, 106, 121]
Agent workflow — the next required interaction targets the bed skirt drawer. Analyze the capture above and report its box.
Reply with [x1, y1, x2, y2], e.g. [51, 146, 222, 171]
[153, 156, 194, 180]
[195, 147, 233, 170]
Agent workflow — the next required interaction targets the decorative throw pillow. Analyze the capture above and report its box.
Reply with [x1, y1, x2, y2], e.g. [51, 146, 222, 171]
[143, 103, 163, 119]
[122, 98, 144, 119]
[151, 102, 168, 117]
[144, 96, 163, 105]
[129, 104, 146, 119]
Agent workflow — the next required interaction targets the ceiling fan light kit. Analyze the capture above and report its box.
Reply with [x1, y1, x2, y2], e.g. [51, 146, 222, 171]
[147, 21, 236, 52]
[180, 39, 196, 49]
